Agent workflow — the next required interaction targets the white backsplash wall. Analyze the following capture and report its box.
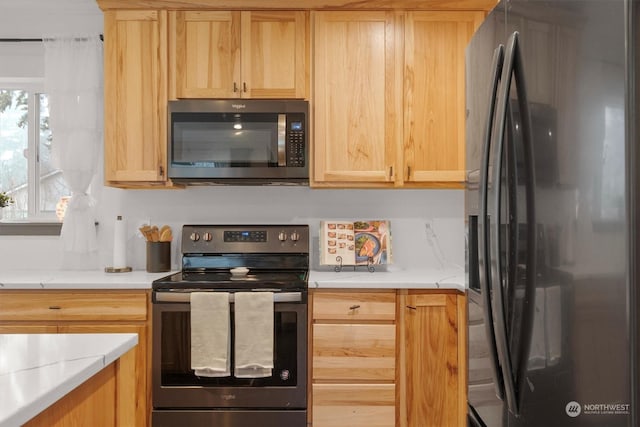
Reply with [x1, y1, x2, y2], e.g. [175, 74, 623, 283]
[0, 187, 465, 272]
[0, 1, 465, 274]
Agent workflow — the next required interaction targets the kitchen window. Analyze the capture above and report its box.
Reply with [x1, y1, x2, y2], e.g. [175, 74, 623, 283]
[0, 78, 69, 233]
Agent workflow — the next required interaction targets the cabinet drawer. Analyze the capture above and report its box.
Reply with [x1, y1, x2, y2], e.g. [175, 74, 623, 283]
[0, 291, 148, 322]
[313, 383, 395, 427]
[313, 323, 395, 381]
[313, 291, 396, 321]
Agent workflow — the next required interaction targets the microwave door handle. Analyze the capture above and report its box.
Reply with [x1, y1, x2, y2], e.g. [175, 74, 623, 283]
[278, 114, 287, 166]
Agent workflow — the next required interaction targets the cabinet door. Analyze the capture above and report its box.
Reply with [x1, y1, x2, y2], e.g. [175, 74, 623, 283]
[171, 11, 307, 99]
[172, 11, 240, 98]
[59, 324, 148, 427]
[402, 293, 465, 427]
[241, 11, 308, 98]
[313, 323, 396, 381]
[403, 12, 483, 186]
[104, 10, 168, 184]
[313, 383, 395, 427]
[313, 11, 400, 186]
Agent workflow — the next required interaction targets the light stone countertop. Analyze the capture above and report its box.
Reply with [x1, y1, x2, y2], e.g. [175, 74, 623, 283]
[0, 333, 138, 427]
[309, 266, 465, 291]
[0, 270, 176, 290]
[0, 267, 465, 291]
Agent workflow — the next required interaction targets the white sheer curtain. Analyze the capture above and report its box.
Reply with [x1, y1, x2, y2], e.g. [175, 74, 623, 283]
[43, 36, 103, 269]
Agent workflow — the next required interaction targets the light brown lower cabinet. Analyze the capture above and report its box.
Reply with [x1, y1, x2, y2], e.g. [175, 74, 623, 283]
[399, 290, 467, 427]
[310, 289, 466, 427]
[23, 352, 126, 427]
[313, 383, 396, 427]
[0, 290, 151, 427]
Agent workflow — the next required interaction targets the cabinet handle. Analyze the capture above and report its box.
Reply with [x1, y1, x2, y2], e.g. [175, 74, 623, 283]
[389, 166, 394, 180]
[159, 165, 164, 177]
[49, 306, 62, 310]
[349, 305, 361, 310]
[407, 166, 411, 180]
[243, 82, 247, 93]
[406, 305, 417, 310]
[233, 82, 239, 93]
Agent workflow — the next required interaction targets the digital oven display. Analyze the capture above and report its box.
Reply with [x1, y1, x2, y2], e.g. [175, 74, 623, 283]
[224, 230, 267, 242]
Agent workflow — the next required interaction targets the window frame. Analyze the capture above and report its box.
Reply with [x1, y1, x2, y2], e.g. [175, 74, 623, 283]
[0, 77, 64, 235]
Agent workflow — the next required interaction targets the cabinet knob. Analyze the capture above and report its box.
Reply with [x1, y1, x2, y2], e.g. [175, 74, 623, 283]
[349, 305, 360, 310]
[406, 305, 417, 310]
[49, 306, 62, 310]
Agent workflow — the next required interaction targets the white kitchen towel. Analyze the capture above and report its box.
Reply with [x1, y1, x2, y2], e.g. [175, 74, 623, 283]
[234, 292, 274, 378]
[191, 292, 230, 377]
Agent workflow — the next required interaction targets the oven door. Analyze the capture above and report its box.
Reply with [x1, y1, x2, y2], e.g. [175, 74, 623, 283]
[152, 290, 307, 410]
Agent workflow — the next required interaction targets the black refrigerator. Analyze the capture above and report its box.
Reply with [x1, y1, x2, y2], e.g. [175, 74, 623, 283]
[465, 0, 640, 426]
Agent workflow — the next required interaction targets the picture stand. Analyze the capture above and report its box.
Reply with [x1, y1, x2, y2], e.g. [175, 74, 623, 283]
[333, 255, 376, 273]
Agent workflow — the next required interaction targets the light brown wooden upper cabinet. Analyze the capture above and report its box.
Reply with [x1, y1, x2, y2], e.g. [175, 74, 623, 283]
[403, 12, 484, 186]
[104, 10, 170, 187]
[312, 11, 483, 188]
[312, 11, 401, 186]
[170, 11, 308, 99]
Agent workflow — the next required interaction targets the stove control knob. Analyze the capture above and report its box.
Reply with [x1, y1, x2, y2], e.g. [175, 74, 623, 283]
[190, 232, 200, 242]
[203, 232, 212, 242]
[290, 231, 300, 242]
[278, 231, 288, 241]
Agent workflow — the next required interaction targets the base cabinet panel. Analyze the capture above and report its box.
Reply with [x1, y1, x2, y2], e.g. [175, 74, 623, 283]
[400, 291, 467, 427]
[0, 290, 151, 427]
[312, 384, 396, 427]
[23, 361, 119, 427]
[310, 289, 466, 427]
[313, 323, 396, 381]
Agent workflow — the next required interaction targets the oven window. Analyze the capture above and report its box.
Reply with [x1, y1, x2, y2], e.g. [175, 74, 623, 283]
[171, 113, 279, 167]
[160, 309, 298, 387]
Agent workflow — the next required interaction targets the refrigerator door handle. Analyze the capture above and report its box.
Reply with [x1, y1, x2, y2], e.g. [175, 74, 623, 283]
[478, 43, 506, 401]
[508, 29, 538, 417]
[489, 30, 537, 417]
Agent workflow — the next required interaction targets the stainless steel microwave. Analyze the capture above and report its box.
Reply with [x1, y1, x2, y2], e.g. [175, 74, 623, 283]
[168, 99, 309, 185]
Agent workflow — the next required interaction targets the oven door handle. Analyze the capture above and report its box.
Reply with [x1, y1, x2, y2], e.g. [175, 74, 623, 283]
[154, 291, 303, 303]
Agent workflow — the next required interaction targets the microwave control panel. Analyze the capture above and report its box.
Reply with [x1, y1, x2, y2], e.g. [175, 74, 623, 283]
[287, 114, 306, 167]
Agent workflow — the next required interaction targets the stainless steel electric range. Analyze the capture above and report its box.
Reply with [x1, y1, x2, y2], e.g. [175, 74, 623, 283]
[151, 224, 309, 427]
